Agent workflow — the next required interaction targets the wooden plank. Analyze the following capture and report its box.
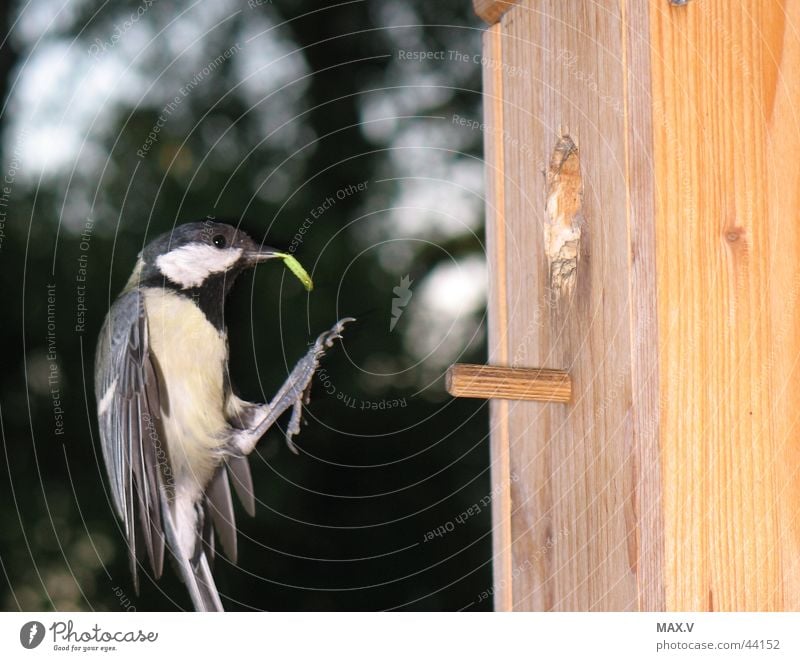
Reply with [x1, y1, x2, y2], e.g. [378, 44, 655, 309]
[649, 0, 800, 610]
[621, 0, 666, 613]
[473, 0, 520, 25]
[446, 364, 572, 403]
[481, 22, 513, 612]
[497, 0, 650, 610]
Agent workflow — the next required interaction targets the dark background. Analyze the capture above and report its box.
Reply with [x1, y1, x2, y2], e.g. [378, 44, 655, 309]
[0, 0, 492, 611]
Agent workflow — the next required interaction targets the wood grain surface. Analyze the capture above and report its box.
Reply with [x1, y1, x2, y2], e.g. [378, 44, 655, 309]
[481, 22, 514, 611]
[488, 0, 656, 610]
[650, 0, 800, 610]
[476, 0, 800, 611]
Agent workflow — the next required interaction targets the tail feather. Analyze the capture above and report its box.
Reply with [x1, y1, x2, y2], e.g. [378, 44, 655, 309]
[192, 554, 223, 612]
[172, 550, 223, 612]
[160, 497, 224, 612]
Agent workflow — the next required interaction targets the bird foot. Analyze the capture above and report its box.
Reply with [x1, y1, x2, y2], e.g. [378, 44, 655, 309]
[232, 317, 355, 456]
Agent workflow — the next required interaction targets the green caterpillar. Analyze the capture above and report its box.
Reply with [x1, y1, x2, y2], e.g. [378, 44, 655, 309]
[277, 253, 313, 291]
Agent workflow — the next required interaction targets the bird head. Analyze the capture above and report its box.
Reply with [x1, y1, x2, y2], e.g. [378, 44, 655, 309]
[127, 220, 283, 292]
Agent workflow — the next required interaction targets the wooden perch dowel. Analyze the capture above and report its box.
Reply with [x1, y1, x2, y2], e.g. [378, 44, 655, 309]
[446, 364, 571, 403]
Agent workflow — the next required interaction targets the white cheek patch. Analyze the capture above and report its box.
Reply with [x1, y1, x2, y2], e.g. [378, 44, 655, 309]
[155, 244, 243, 289]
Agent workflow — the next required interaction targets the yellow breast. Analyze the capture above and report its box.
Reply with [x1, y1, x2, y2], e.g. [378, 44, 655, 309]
[143, 288, 229, 491]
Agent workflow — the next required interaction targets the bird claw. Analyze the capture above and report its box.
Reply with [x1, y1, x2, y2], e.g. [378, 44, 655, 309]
[316, 317, 355, 351]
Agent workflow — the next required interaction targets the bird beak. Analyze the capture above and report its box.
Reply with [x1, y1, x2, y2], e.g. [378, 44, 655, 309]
[243, 243, 314, 291]
[243, 246, 283, 266]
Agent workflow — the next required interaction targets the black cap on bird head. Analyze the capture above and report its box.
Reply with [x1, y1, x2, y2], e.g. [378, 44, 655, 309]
[129, 220, 283, 293]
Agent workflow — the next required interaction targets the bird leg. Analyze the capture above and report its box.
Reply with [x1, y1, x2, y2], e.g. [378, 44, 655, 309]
[229, 317, 354, 457]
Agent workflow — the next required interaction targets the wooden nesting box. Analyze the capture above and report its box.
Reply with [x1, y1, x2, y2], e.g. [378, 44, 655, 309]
[453, 0, 800, 610]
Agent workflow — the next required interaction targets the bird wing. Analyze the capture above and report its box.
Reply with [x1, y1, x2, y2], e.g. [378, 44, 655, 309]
[95, 289, 167, 590]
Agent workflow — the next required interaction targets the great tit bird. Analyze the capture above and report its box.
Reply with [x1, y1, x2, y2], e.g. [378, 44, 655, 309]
[94, 220, 351, 611]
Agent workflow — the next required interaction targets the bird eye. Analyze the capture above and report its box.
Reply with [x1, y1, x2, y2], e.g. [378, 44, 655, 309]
[212, 234, 227, 249]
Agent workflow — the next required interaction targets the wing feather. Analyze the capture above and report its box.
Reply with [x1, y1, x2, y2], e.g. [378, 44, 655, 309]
[205, 467, 238, 563]
[95, 289, 168, 588]
[225, 456, 255, 517]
